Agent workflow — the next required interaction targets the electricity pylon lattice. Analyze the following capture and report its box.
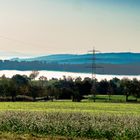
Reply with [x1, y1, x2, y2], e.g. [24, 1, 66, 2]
[88, 47, 103, 102]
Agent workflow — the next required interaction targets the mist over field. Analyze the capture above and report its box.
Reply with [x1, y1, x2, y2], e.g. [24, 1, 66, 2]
[0, 70, 140, 81]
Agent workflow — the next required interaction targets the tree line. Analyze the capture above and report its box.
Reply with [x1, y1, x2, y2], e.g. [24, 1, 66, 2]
[0, 60, 88, 73]
[1, 60, 140, 75]
[0, 71, 140, 102]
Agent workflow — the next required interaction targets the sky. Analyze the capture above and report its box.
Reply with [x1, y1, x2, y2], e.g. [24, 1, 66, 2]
[0, 0, 140, 58]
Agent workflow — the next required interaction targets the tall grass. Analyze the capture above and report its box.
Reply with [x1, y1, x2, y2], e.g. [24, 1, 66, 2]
[0, 111, 140, 139]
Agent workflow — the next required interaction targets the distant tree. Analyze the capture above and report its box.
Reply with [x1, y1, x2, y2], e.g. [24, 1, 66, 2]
[11, 74, 29, 101]
[58, 76, 74, 99]
[107, 82, 114, 101]
[130, 78, 140, 100]
[97, 79, 109, 95]
[29, 84, 44, 101]
[39, 76, 47, 87]
[120, 78, 132, 102]
[82, 77, 92, 95]
[0, 76, 10, 97]
[72, 77, 83, 102]
[46, 85, 55, 101]
[109, 78, 121, 95]
[9, 80, 17, 101]
[29, 71, 39, 80]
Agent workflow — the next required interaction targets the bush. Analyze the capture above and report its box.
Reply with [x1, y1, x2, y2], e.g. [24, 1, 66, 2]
[16, 95, 33, 102]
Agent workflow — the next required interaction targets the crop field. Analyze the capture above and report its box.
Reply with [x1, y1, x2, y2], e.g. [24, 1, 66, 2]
[0, 102, 140, 140]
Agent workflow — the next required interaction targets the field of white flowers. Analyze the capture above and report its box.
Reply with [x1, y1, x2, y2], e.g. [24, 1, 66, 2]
[0, 111, 139, 139]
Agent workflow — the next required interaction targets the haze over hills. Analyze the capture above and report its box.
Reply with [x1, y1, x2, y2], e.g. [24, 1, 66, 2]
[0, 52, 137, 75]
[11, 52, 140, 65]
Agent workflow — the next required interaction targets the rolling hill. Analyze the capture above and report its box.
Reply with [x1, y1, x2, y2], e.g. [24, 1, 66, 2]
[11, 52, 140, 65]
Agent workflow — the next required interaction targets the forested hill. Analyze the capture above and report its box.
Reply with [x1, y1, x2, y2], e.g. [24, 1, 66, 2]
[11, 52, 140, 65]
[0, 52, 138, 75]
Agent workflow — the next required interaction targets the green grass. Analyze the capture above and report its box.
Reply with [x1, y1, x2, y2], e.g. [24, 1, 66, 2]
[0, 101, 140, 115]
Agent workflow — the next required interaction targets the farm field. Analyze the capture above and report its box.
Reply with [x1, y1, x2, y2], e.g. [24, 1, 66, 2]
[0, 101, 140, 114]
[0, 101, 140, 140]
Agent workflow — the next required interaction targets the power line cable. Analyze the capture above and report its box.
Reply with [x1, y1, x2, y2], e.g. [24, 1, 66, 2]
[0, 35, 45, 48]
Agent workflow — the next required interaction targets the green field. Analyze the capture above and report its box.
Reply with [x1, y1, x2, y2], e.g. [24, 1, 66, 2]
[0, 101, 140, 114]
[88, 95, 139, 102]
[0, 101, 140, 140]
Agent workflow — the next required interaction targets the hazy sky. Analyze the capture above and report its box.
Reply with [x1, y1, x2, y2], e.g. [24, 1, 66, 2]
[0, 0, 140, 57]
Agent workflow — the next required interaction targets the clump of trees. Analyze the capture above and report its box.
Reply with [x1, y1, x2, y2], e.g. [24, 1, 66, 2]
[0, 71, 140, 102]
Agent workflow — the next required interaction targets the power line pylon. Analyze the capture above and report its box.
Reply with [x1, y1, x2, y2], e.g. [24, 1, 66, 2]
[88, 47, 103, 102]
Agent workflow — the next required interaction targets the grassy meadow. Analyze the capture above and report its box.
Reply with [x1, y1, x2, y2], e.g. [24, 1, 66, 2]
[0, 101, 140, 114]
[0, 101, 140, 139]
